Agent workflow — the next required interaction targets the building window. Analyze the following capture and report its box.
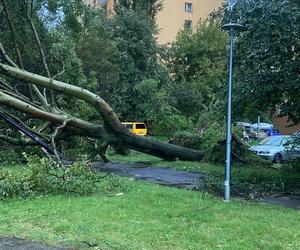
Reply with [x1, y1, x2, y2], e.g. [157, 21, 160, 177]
[184, 20, 192, 30]
[185, 3, 193, 13]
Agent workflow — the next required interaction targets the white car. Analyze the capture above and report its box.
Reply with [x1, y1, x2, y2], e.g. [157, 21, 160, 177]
[250, 136, 300, 163]
[250, 123, 273, 130]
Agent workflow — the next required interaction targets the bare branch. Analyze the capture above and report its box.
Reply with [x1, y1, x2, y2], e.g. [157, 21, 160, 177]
[0, 107, 50, 140]
[1, 0, 24, 68]
[53, 62, 66, 80]
[51, 119, 72, 168]
[0, 63, 203, 161]
[1, 89, 40, 108]
[24, 0, 56, 105]
[0, 42, 19, 68]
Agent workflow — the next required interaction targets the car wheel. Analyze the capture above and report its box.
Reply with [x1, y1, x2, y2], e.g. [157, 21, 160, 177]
[273, 153, 282, 164]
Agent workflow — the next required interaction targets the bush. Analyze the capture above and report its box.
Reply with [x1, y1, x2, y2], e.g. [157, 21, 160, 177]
[0, 144, 41, 165]
[0, 156, 126, 200]
[168, 131, 202, 149]
[148, 114, 194, 136]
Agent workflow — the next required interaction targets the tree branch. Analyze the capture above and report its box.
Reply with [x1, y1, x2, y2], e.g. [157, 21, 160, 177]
[0, 78, 14, 91]
[0, 87, 108, 137]
[0, 134, 36, 146]
[0, 41, 49, 108]
[0, 63, 123, 132]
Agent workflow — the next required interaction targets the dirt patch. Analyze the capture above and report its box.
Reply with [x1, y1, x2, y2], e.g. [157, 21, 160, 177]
[0, 236, 74, 250]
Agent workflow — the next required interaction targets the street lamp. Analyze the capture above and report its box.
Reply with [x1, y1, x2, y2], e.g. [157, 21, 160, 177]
[222, 1, 244, 202]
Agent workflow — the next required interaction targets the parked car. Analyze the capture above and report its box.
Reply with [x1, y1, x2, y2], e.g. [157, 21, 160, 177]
[122, 122, 147, 136]
[250, 123, 273, 130]
[236, 122, 252, 129]
[247, 128, 268, 140]
[250, 136, 300, 163]
[267, 128, 281, 136]
[294, 130, 300, 136]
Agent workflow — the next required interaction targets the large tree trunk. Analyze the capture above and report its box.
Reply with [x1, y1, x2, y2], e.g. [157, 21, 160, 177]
[0, 63, 203, 161]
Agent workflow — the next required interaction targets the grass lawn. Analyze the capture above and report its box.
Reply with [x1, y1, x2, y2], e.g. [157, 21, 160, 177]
[0, 179, 299, 250]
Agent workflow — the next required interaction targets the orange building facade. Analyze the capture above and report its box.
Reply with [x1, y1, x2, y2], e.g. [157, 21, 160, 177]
[272, 115, 300, 135]
[84, 0, 223, 44]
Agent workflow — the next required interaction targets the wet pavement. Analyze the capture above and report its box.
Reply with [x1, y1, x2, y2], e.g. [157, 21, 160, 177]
[260, 195, 300, 210]
[92, 162, 206, 189]
[0, 236, 73, 250]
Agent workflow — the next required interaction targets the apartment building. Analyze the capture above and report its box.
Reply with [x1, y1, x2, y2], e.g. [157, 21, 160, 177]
[156, 0, 223, 44]
[84, 0, 223, 44]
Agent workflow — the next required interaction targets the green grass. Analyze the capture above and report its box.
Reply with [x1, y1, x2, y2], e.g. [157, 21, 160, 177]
[0, 180, 299, 250]
[0, 152, 299, 249]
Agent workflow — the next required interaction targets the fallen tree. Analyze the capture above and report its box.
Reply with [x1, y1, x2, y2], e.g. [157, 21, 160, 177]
[0, 0, 202, 162]
[0, 61, 203, 161]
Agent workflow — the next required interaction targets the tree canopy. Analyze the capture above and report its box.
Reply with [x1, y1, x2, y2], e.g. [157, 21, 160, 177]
[164, 20, 228, 121]
[232, 0, 300, 123]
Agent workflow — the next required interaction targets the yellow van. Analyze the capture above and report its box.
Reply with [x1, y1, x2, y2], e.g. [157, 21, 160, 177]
[122, 122, 147, 136]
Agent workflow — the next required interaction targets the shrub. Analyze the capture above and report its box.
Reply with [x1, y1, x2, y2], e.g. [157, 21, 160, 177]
[0, 156, 126, 200]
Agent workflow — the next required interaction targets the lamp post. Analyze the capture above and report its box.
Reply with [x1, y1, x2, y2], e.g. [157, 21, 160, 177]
[222, 1, 244, 202]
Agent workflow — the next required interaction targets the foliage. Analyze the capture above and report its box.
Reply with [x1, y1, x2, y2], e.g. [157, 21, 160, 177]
[162, 114, 194, 135]
[76, 7, 120, 105]
[285, 158, 300, 173]
[0, 156, 126, 199]
[0, 147, 24, 165]
[111, 7, 171, 121]
[165, 20, 228, 120]
[232, 0, 300, 123]
[134, 79, 177, 133]
[169, 131, 202, 149]
[0, 145, 41, 165]
[114, 0, 163, 20]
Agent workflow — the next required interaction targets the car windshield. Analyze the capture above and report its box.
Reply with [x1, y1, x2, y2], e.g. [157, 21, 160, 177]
[259, 137, 283, 146]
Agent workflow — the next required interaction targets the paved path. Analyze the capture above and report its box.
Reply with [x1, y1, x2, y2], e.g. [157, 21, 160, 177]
[93, 162, 300, 210]
[92, 162, 206, 190]
[260, 195, 300, 210]
[0, 236, 73, 250]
